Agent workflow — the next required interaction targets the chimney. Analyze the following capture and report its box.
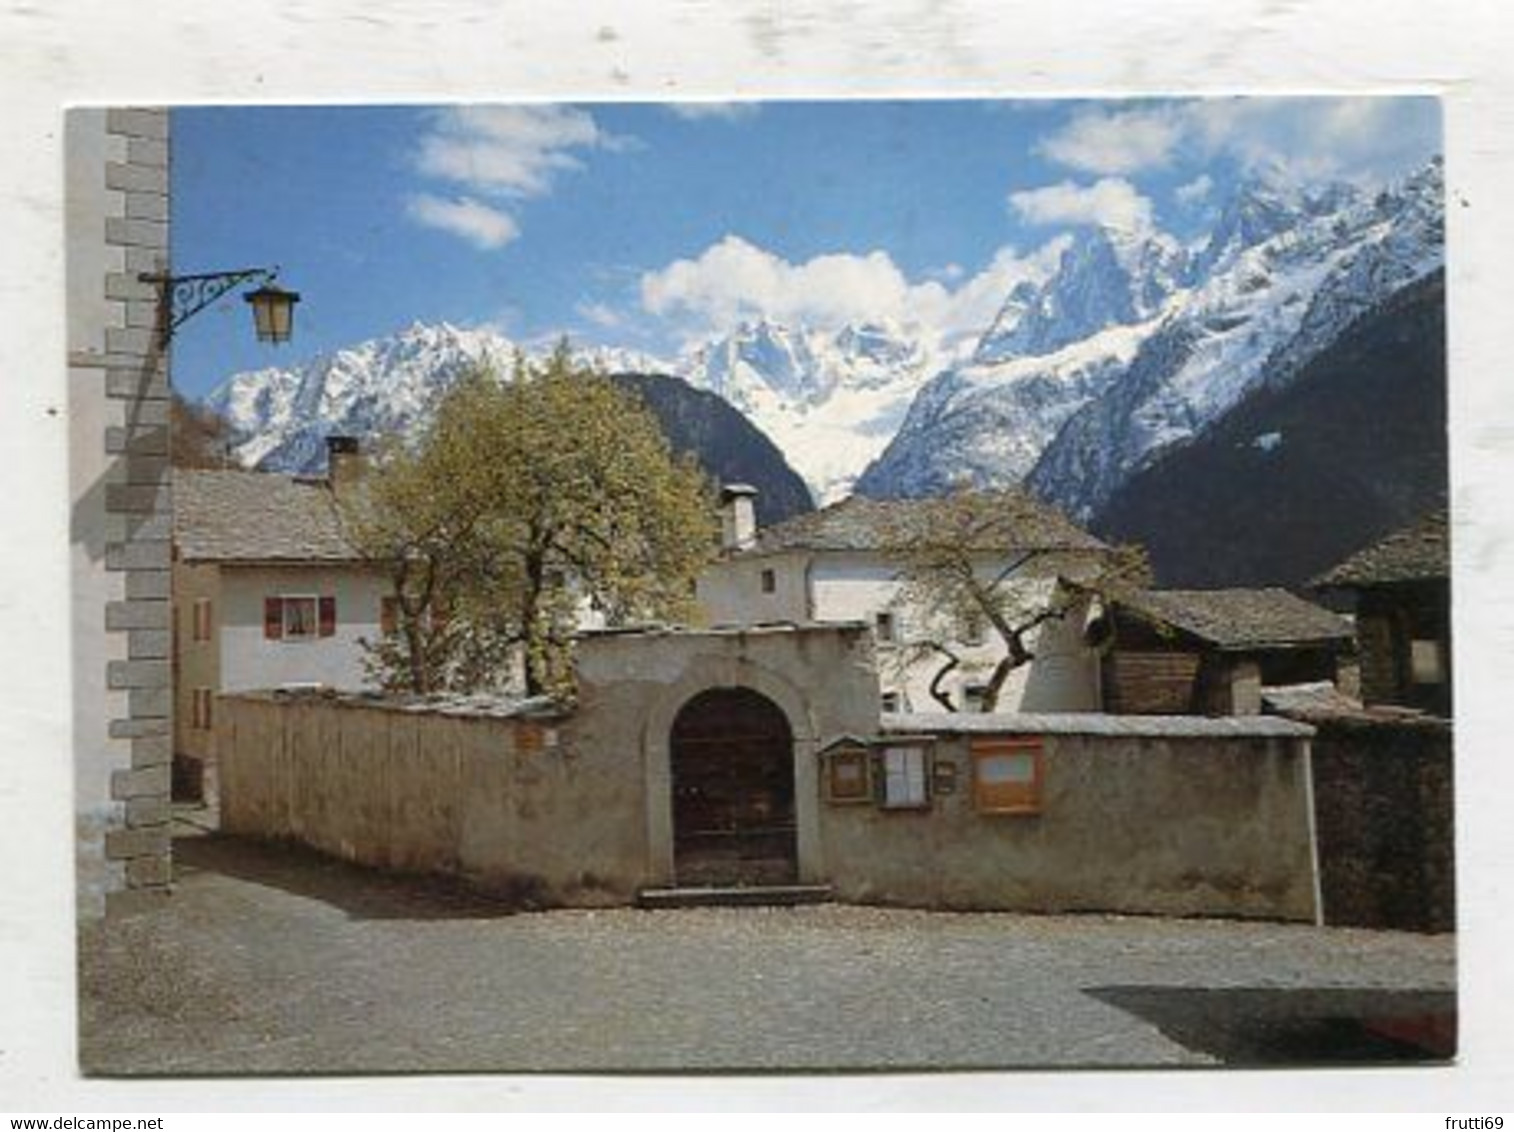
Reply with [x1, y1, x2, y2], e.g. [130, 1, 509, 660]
[326, 435, 364, 495]
[720, 483, 759, 551]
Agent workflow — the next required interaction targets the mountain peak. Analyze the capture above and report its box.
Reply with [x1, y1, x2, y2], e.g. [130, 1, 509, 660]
[973, 224, 1184, 363]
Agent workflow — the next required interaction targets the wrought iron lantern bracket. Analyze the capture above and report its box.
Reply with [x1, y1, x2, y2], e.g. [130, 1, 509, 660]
[137, 267, 282, 346]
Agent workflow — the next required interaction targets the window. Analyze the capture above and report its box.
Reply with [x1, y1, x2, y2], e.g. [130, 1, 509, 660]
[283, 596, 318, 639]
[264, 595, 337, 641]
[880, 691, 902, 714]
[879, 744, 930, 809]
[962, 683, 989, 713]
[1411, 638, 1446, 684]
[961, 609, 987, 647]
[760, 568, 776, 594]
[875, 611, 897, 644]
[972, 736, 1044, 815]
[192, 597, 213, 642]
[821, 741, 873, 804]
[191, 686, 214, 730]
[380, 595, 400, 636]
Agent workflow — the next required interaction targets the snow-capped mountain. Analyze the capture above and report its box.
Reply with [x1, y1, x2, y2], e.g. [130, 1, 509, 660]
[678, 319, 945, 501]
[208, 316, 942, 506]
[208, 322, 521, 472]
[205, 158, 1443, 521]
[974, 226, 1185, 362]
[858, 157, 1444, 516]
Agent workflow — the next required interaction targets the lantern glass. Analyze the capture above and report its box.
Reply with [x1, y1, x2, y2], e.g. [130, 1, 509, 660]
[245, 284, 300, 344]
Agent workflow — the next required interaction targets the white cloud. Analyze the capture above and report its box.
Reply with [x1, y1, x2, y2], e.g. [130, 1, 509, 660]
[1037, 105, 1184, 175]
[415, 104, 627, 199]
[405, 194, 519, 250]
[576, 300, 626, 330]
[1008, 177, 1155, 234]
[1175, 173, 1213, 206]
[666, 102, 760, 122]
[1033, 97, 1440, 194]
[637, 235, 1062, 347]
[406, 105, 633, 250]
[1183, 96, 1439, 184]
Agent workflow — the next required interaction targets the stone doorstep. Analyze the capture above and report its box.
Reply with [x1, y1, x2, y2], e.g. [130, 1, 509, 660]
[636, 884, 834, 909]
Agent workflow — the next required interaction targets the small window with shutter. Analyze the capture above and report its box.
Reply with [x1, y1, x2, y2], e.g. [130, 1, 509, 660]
[192, 597, 213, 642]
[266, 595, 334, 641]
[191, 686, 214, 730]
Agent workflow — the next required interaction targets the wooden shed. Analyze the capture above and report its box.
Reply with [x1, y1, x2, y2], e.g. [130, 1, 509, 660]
[1092, 587, 1355, 716]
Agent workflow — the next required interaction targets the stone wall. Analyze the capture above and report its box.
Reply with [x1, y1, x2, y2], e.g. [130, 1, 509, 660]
[218, 693, 648, 905]
[68, 107, 173, 918]
[822, 714, 1321, 921]
[1309, 714, 1454, 932]
[218, 631, 1323, 924]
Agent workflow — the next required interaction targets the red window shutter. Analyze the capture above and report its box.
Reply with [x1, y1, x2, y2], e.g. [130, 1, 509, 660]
[319, 596, 337, 637]
[380, 596, 397, 636]
[264, 597, 284, 639]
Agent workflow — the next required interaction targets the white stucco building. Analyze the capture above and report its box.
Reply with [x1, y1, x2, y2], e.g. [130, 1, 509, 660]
[172, 461, 390, 800]
[697, 487, 1112, 714]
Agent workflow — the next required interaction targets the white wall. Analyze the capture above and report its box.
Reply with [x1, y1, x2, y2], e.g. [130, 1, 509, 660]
[696, 550, 811, 626]
[703, 548, 1101, 714]
[219, 565, 390, 692]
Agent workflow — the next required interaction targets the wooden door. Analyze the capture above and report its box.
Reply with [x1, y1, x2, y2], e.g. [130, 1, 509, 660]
[670, 687, 797, 886]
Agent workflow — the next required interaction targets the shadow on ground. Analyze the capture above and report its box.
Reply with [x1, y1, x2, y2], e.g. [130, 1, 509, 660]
[1087, 986, 1456, 1066]
[172, 833, 528, 922]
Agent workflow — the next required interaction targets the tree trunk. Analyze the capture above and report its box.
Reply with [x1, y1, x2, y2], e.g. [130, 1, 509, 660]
[521, 548, 546, 697]
[927, 647, 961, 712]
[405, 620, 429, 694]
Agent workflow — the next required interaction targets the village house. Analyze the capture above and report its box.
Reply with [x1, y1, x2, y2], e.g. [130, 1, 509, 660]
[1314, 509, 1451, 717]
[1090, 586, 1357, 716]
[172, 442, 390, 802]
[696, 486, 1111, 714]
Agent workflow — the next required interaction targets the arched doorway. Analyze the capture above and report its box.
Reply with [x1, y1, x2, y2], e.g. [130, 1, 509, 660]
[670, 687, 797, 886]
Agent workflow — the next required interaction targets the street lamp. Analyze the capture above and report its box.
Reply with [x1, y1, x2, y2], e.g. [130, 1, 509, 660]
[138, 267, 301, 348]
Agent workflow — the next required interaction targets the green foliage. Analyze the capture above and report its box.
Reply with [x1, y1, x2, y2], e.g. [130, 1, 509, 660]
[342, 344, 718, 698]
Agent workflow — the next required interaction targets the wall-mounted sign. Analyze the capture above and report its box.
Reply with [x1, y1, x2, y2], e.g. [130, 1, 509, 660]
[971, 735, 1045, 815]
[820, 738, 873, 804]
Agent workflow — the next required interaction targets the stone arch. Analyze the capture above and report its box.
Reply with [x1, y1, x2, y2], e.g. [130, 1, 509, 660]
[641, 652, 822, 886]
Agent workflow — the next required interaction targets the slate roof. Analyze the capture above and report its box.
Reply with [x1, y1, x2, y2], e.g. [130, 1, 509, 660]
[174, 468, 362, 563]
[1315, 510, 1450, 588]
[1113, 587, 1353, 651]
[741, 491, 1105, 557]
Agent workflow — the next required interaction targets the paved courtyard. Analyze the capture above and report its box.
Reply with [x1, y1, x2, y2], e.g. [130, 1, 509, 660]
[78, 828, 1456, 1076]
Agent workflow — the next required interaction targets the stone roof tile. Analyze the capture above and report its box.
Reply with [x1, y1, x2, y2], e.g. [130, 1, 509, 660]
[1115, 587, 1353, 650]
[1315, 510, 1449, 588]
[174, 468, 360, 563]
[743, 490, 1104, 557]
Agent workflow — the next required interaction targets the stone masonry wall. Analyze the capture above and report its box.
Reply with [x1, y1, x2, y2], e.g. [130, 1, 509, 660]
[69, 107, 173, 917]
[1310, 715, 1454, 932]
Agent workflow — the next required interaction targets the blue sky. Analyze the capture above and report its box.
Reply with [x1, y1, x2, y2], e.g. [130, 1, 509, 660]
[169, 96, 1441, 400]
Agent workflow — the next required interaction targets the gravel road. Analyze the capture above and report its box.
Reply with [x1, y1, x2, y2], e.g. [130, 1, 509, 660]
[78, 832, 1456, 1076]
